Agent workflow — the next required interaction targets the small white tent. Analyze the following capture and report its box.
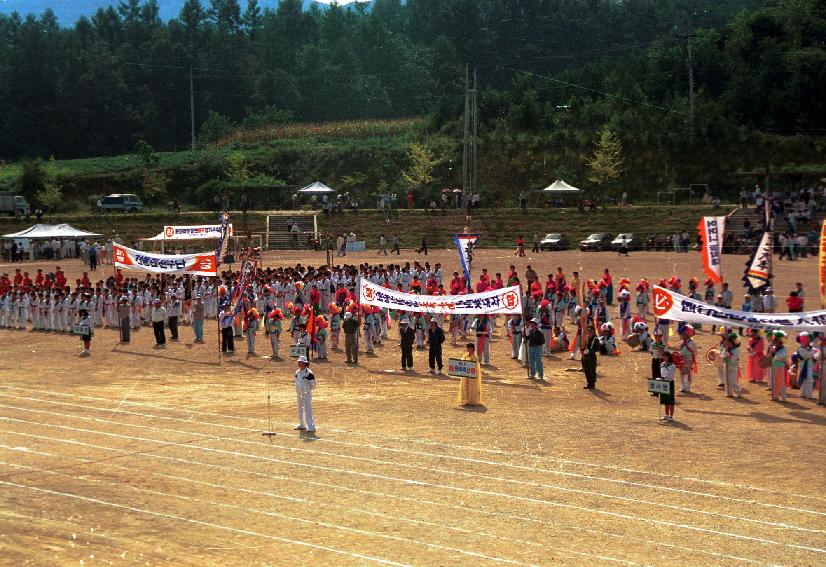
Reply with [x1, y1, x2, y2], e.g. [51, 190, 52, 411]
[298, 181, 336, 194]
[2, 223, 102, 239]
[541, 180, 581, 193]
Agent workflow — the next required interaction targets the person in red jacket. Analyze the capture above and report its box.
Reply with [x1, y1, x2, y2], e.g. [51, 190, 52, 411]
[34, 268, 44, 287]
[21, 272, 33, 290]
[516, 236, 526, 257]
[13, 268, 23, 286]
[55, 266, 66, 289]
[786, 291, 804, 313]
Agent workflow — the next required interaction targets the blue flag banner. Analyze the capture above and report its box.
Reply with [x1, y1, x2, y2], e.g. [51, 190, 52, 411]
[454, 234, 479, 284]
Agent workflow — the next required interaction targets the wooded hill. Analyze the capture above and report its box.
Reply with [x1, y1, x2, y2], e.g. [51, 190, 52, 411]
[1, 0, 824, 209]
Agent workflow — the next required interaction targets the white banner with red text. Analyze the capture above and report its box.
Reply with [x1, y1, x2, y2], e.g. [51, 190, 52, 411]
[113, 244, 217, 276]
[161, 224, 233, 240]
[652, 285, 826, 331]
[359, 279, 522, 314]
[697, 216, 725, 284]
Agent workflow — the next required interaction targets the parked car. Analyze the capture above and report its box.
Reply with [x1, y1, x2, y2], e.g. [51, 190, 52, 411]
[579, 233, 613, 251]
[611, 233, 640, 251]
[0, 191, 30, 216]
[99, 193, 144, 213]
[539, 233, 569, 251]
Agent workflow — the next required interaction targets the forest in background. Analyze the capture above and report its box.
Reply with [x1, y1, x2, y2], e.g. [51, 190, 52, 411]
[0, 0, 824, 209]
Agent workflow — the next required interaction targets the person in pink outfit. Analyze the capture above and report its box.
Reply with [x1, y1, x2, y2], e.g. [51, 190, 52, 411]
[745, 329, 767, 383]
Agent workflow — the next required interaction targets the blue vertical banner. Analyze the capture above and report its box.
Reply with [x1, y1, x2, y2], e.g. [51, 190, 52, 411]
[454, 234, 479, 284]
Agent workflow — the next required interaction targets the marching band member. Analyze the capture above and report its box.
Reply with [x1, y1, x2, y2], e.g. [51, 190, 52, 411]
[745, 330, 767, 383]
[721, 332, 742, 398]
[796, 332, 816, 399]
[598, 322, 617, 355]
[328, 304, 341, 349]
[316, 317, 329, 360]
[678, 325, 698, 393]
[473, 314, 492, 365]
[507, 314, 523, 360]
[769, 331, 788, 402]
[617, 290, 631, 337]
[265, 308, 283, 360]
[634, 321, 652, 352]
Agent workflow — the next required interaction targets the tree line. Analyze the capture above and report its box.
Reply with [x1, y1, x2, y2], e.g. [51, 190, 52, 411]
[0, 0, 824, 201]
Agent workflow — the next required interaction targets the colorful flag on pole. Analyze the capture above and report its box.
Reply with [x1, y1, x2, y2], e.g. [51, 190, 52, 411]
[454, 234, 479, 284]
[229, 251, 258, 316]
[819, 220, 826, 308]
[216, 212, 231, 267]
[697, 216, 725, 284]
[743, 231, 772, 294]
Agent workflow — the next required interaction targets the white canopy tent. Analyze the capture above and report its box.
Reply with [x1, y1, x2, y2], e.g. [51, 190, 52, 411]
[298, 181, 336, 194]
[2, 223, 102, 240]
[541, 180, 581, 193]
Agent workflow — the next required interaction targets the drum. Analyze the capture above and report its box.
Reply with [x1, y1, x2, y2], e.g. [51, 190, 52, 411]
[625, 334, 641, 348]
[758, 356, 772, 369]
[705, 348, 723, 368]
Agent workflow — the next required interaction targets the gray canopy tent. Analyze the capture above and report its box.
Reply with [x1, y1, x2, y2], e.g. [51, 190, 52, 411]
[541, 180, 581, 194]
[2, 223, 102, 261]
[298, 181, 337, 195]
[2, 223, 102, 240]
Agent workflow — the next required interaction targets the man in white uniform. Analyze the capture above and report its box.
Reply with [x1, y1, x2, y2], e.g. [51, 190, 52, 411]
[294, 356, 316, 433]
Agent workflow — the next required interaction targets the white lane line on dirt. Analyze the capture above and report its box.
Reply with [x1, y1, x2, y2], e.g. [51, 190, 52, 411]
[102, 379, 140, 424]
[3, 384, 821, 504]
[4, 391, 822, 519]
[0, 416, 823, 555]
[0, 435, 766, 565]
[0, 443, 635, 565]
[0, 401, 821, 536]
[0, 460, 535, 567]
[0, 479, 410, 566]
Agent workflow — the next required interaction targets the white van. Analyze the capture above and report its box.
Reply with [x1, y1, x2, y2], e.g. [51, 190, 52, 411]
[99, 193, 144, 213]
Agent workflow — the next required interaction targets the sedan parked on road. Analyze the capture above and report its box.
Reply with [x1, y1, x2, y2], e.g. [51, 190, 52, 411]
[539, 233, 570, 251]
[611, 233, 640, 251]
[579, 233, 613, 251]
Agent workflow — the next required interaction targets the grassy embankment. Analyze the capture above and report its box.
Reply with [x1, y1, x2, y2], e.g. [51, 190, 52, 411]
[0, 205, 726, 250]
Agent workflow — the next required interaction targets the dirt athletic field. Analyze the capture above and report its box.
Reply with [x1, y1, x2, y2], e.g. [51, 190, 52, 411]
[0, 248, 824, 566]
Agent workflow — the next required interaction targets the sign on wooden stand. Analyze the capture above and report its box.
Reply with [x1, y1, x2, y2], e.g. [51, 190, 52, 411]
[447, 358, 477, 378]
[647, 379, 674, 395]
[290, 345, 308, 358]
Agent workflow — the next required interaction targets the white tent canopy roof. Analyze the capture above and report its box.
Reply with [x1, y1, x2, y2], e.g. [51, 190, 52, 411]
[541, 180, 581, 193]
[298, 181, 336, 194]
[2, 223, 102, 239]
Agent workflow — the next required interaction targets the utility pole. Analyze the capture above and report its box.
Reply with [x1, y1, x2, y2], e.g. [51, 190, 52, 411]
[462, 63, 470, 209]
[472, 67, 478, 204]
[189, 66, 196, 150]
[685, 33, 695, 118]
